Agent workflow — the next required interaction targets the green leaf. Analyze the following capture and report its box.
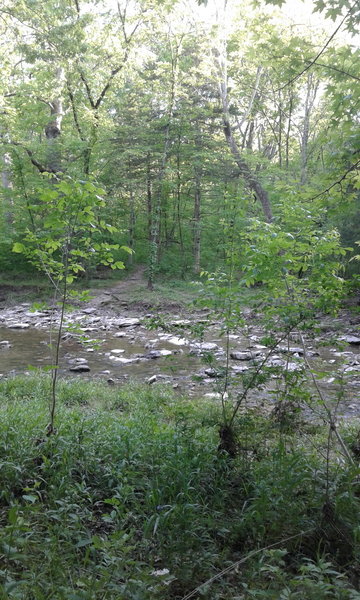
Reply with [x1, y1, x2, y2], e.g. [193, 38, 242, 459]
[76, 538, 92, 548]
[12, 242, 26, 253]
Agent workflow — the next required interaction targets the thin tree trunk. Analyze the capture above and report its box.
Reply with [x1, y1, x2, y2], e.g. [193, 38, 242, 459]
[147, 33, 182, 289]
[128, 189, 135, 266]
[285, 91, 293, 170]
[1, 152, 14, 224]
[300, 73, 318, 185]
[278, 91, 282, 168]
[193, 173, 201, 275]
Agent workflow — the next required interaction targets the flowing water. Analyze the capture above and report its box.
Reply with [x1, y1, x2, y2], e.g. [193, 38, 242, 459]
[0, 308, 359, 417]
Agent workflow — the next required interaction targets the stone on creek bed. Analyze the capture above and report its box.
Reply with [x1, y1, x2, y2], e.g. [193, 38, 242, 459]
[114, 318, 141, 327]
[69, 363, 90, 372]
[230, 351, 262, 361]
[190, 342, 219, 355]
[145, 349, 172, 359]
[8, 322, 30, 329]
[68, 357, 89, 364]
[343, 335, 360, 345]
[109, 356, 140, 364]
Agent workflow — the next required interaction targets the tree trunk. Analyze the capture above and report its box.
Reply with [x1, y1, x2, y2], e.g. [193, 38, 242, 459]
[45, 68, 65, 172]
[219, 82, 273, 223]
[128, 189, 135, 266]
[193, 173, 201, 275]
[300, 73, 318, 185]
[1, 152, 14, 225]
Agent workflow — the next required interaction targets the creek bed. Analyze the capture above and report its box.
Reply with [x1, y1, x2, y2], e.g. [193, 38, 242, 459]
[0, 307, 359, 418]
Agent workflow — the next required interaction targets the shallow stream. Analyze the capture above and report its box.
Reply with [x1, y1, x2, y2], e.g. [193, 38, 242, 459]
[0, 303, 359, 418]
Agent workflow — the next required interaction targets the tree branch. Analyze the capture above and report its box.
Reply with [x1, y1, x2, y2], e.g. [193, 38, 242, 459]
[310, 158, 360, 200]
[79, 70, 95, 108]
[6, 141, 58, 175]
[309, 61, 360, 82]
[276, 0, 358, 92]
[66, 81, 84, 140]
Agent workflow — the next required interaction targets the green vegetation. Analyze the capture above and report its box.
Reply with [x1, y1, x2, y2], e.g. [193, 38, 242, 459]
[0, 0, 360, 596]
[1, 375, 360, 599]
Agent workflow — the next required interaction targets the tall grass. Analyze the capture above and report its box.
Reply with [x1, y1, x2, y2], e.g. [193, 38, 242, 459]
[0, 375, 360, 599]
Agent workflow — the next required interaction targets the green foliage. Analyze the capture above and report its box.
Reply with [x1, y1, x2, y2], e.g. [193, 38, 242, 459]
[0, 376, 360, 599]
[12, 177, 126, 280]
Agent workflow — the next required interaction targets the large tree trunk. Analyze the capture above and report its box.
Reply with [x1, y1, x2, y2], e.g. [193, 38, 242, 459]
[45, 68, 65, 173]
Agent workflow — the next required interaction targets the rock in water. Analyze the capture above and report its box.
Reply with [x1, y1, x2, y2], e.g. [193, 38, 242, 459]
[69, 364, 90, 372]
[344, 336, 360, 345]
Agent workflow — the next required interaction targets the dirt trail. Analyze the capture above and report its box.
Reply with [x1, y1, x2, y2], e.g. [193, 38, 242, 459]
[88, 266, 147, 310]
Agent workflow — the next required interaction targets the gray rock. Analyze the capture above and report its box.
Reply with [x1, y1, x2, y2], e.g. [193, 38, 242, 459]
[190, 342, 219, 355]
[344, 336, 360, 345]
[230, 351, 260, 361]
[167, 336, 188, 346]
[204, 368, 224, 378]
[171, 319, 191, 327]
[230, 351, 251, 361]
[231, 364, 250, 372]
[204, 392, 229, 400]
[115, 318, 140, 327]
[111, 349, 125, 354]
[109, 356, 139, 364]
[145, 349, 172, 359]
[68, 357, 88, 364]
[69, 364, 90, 372]
[8, 322, 30, 329]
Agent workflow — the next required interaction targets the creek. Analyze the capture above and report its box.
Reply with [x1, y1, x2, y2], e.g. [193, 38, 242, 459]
[0, 302, 359, 418]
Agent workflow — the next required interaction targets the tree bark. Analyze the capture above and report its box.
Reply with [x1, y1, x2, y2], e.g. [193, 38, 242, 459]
[300, 73, 318, 185]
[45, 68, 65, 172]
[193, 172, 201, 275]
[1, 152, 14, 224]
[218, 78, 273, 222]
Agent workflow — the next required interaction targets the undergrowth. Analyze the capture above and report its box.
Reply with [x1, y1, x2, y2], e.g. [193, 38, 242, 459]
[0, 375, 360, 599]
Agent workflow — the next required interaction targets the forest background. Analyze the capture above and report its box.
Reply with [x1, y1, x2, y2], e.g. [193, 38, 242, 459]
[0, 0, 359, 291]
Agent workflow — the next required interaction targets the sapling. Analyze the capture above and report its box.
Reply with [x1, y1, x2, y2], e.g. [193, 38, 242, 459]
[197, 217, 349, 456]
[13, 175, 131, 434]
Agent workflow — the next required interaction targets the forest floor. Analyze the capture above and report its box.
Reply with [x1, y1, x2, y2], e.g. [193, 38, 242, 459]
[0, 265, 198, 314]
